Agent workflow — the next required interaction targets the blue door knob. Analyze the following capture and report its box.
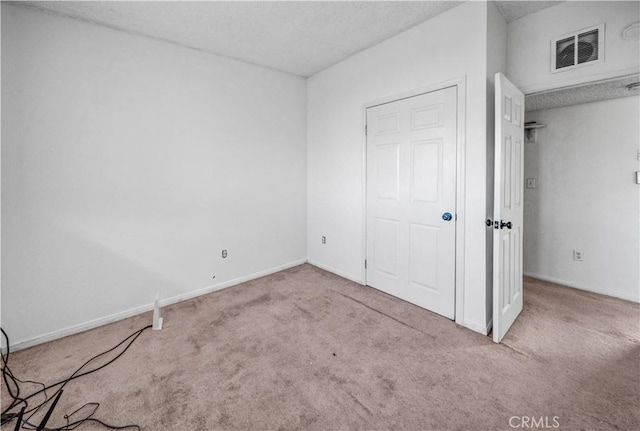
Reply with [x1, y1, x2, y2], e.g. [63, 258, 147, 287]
[442, 212, 453, 221]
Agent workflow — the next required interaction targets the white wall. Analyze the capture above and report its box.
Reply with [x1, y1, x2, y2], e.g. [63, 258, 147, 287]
[0, 3, 3, 335]
[307, 2, 493, 332]
[524, 97, 640, 302]
[1, 4, 307, 348]
[508, 1, 640, 94]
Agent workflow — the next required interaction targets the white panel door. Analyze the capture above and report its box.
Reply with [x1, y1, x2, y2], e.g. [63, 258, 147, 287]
[493, 73, 525, 343]
[366, 86, 457, 319]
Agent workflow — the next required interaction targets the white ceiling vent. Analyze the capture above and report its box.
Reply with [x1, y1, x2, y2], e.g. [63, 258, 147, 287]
[551, 24, 605, 73]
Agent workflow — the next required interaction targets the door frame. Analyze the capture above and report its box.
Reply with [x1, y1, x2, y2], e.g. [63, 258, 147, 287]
[361, 76, 467, 324]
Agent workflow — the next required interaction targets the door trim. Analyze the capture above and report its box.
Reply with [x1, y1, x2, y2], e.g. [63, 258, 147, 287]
[361, 76, 467, 324]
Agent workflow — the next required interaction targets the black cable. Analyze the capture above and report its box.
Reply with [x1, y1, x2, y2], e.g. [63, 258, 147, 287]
[13, 407, 25, 431]
[1, 328, 29, 421]
[29, 326, 150, 429]
[36, 389, 63, 431]
[1, 325, 151, 430]
[2, 326, 150, 429]
[20, 415, 141, 431]
[67, 418, 141, 430]
[19, 326, 151, 415]
[8, 325, 150, 418]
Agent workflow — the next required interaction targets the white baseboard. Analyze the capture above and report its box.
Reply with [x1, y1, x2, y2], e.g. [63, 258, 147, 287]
[524, 272, 639, 303]
[158, 258, 307, 308]
[308, 260, 496, 336]
[306, 259, 364, 285]
[8, 259, 308, 352]
[458, 319, 491, 336]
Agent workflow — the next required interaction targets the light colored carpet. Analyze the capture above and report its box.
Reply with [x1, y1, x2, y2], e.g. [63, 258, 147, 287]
[2, 264, 639, 430]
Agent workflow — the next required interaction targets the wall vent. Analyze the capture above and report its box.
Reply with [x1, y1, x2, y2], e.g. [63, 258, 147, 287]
[551, 24, 604, 73]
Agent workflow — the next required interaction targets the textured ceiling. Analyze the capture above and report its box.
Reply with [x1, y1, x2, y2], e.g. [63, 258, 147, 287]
[494, 1, 563, 23]
[12, 0, 628, 110]
[525, 74, 640, 112]
[11, 1, 566, 77]
[12, 1, 465, 77]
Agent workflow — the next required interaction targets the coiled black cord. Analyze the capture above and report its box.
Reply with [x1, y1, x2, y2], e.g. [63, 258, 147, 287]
[1, 325, 151, 430]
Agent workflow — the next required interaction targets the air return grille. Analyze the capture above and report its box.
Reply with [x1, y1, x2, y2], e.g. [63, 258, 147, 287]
[555, 36, 575, 69]
[552, 24, 604, 73]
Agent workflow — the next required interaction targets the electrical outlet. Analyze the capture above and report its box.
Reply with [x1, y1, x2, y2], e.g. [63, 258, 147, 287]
[322, 236, 326, 244]
[573, 250, 583, 261]
[526, 178, 536, 189]
[222, 250, 228, 258]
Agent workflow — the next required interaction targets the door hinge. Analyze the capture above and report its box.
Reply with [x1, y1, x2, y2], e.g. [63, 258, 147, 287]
[364, 259, 367, 269]
[365, 125, 368, 136]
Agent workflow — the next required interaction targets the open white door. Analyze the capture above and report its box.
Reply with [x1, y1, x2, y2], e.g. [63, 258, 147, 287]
[493, 73, 524, 343]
